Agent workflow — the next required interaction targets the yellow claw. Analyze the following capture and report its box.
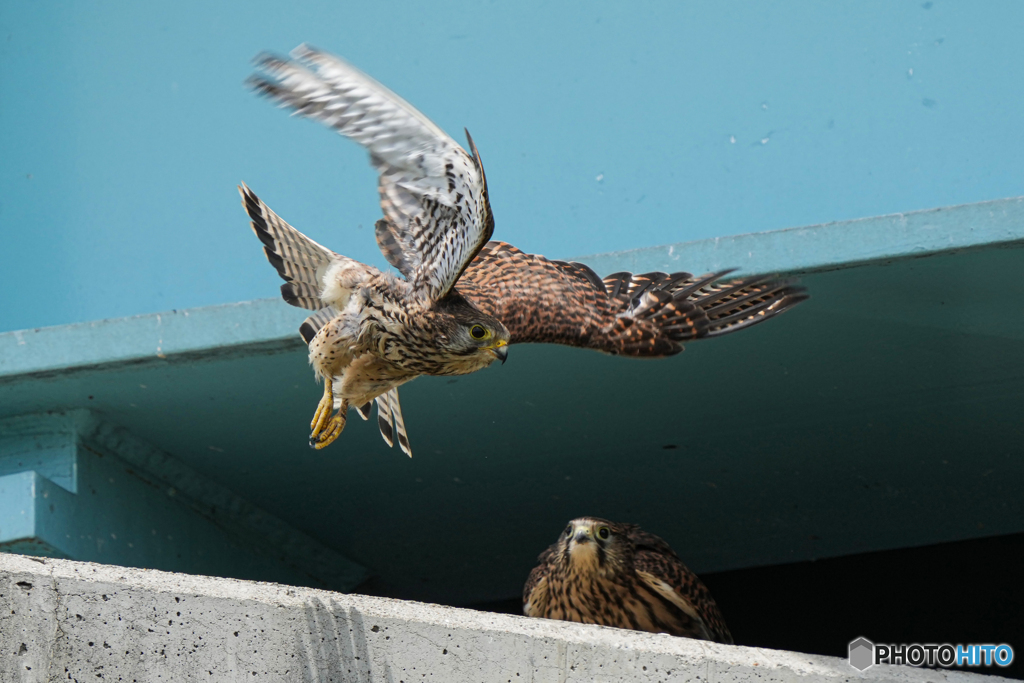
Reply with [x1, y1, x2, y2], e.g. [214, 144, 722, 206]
[310, 376, 334, 436]
[310, 415, 346, 450]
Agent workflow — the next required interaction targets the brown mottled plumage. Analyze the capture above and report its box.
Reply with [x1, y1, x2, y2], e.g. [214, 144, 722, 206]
[240, 46, 508, 454]
[241, 184, 508, 456]
[240, 45, 807, 455]
[524, 518, 732, 643]
[459, 242, 806, 357]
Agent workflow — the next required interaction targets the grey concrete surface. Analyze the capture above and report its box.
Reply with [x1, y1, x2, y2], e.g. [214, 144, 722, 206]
[0, 553, 1011, 683]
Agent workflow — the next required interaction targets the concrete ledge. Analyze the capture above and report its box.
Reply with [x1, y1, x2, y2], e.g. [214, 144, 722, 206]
[582, 195, 1024, 278]
[0, 299, 306, 382]
[0, 554, 1009, 683]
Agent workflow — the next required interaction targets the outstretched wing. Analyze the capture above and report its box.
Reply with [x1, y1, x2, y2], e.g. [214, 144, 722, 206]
[247, 45, 494, 301]
[456, 242, 807, 357]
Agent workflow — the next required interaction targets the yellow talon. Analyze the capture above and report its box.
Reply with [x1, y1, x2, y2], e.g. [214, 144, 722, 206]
[310, 376, 334, 436]
[310, 415, 346, 450]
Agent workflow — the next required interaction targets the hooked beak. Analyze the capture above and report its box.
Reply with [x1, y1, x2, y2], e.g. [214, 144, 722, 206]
[573, 528, 591, 545]
[491, 342, 508, 364]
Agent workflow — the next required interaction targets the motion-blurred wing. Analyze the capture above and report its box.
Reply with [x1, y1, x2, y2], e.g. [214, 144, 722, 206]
[248, 45, 494, 301]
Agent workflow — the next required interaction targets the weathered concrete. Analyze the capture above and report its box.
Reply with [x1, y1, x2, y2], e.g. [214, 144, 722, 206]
[0, 554, 1010, 683]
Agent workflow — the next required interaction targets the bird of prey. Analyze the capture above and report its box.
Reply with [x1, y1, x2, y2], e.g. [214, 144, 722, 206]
[240, 45, 807, 455]
[523, 517, 733, 643]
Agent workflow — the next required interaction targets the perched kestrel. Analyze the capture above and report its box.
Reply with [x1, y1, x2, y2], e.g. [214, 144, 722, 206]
[524, 517, 733, 643]
[240, 45, 807, 454]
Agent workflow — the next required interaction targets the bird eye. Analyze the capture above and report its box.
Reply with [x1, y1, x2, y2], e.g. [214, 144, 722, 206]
[470, 325, 488, 340]
[597, 527, 610, 540]
[565, 525, 573, 538]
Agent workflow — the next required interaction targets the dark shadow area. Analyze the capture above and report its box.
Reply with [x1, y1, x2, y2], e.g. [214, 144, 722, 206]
[471, 532, 1023, 680]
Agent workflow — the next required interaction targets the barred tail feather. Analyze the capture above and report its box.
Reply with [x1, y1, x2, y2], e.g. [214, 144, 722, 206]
[388, 389, 411, 457]
[328, 387, 411, 456]
[373, 389, 413, 457]
[375, 391, 395, 447]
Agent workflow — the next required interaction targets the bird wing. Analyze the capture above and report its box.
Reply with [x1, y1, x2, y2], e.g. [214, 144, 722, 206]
[239, 183, 376, 343]
[522, 564, 550, 616]
[456, 242, 808, 357]
[628, 527, 734, 644]
[240, 182, 339, 311]
[522, 542, 559, 615]
[248, 45, 494, 301]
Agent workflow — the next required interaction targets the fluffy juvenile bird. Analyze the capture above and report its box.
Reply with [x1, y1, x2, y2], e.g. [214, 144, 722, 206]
[523, 517, 732, 643]
[241, 45, 808, 455]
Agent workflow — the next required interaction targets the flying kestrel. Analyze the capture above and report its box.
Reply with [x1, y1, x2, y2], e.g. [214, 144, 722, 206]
[240, 45, 807, 455]
[524, 517, 733, 643]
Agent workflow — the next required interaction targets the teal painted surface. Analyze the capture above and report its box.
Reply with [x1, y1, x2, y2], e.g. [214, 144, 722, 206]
[4, 1, 1024, 333]
[1, 231, 1023, 604]
[0, 411, 367, 591]
[0, 415, 78, 493]
[0, 471, 39, 547]
[0, 299, 305, 380]
[0, 470, 69, 557]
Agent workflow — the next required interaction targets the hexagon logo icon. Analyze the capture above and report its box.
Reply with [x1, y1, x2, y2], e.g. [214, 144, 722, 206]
[849, 637, 875, 671]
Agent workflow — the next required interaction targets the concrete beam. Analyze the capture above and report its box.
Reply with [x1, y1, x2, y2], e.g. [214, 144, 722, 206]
[0, 554, 1010, 683]
[0, 411, 367, 592]
[4, 195, 1024, 384]
[582, 195, 1024, 278]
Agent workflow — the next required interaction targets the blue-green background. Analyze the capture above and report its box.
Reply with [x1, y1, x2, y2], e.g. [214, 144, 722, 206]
[2, 1, 1023, 333]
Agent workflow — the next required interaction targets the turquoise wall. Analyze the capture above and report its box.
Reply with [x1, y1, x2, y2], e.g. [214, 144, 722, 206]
[3, 1, 1023, 333]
